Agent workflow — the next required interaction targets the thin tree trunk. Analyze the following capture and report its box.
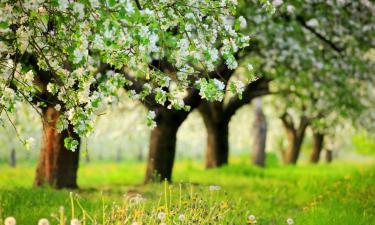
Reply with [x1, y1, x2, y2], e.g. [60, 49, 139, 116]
[9, 148, 16, 168]
[252, 98, 267, 167]
[145, 112, 183, 183]
[309, 131, 324, 163]
[34, 106, 80, 189]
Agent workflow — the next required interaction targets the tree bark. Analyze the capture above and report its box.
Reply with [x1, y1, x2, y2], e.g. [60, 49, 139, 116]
[145, 110, 186, 183]
[199, 101, 229, 168]
[252, 98, 267, 167]
[34, 106, 80, 189]
[309, 131, 324, 163]
[281, 114, 309, 165]
[205, 120, 229, 168]
[9, 148, 16, 168]
[325, 149, 333, 163]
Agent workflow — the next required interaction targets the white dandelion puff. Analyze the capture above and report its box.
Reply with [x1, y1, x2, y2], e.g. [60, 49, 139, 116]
[4, 217, 16, 225]
[287, 218, 294, 224]
[38, 218, 50, 225]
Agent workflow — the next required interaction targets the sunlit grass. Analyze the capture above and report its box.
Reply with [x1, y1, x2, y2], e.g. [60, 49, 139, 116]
[0, 158, 374, 224]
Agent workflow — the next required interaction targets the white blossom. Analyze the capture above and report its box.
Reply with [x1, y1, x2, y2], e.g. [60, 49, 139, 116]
[239, 16, 247, 29]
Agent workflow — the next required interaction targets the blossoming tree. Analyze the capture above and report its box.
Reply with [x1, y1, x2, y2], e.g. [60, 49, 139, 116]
[0, 0, 264, 188]
[197, 0, 374, 167]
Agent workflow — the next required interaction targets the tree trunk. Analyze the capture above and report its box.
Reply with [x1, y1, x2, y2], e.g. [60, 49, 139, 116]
[252, 98, 267, 167]
[199, 101, 229, 168]
[34, 106, 80, 189]
[283, 131, 301, 164]
[309, 131, 324, 163]
[9, 148, 16, 168]
[281, 114, 309, 165]
[145, 111, 184, 183]
[325, 149, 333, 163]
[205, 121, 229, 168]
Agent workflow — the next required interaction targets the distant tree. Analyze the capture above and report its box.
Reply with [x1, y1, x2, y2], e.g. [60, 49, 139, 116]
[251, 97, 267, 167]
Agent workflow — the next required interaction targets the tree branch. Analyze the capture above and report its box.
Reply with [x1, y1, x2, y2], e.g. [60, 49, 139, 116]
[223, 77, 271, 121]
[295, 16, 343, 53]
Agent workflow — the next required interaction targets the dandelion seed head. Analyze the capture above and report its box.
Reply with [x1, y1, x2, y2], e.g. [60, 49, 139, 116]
[4, 217, 16, 225]
[38, 218, 50, 225]
[71, 219, 81, 225]
[178, 214, 185, 221]
[248, 215, 256, 221]
[157, 212, 166, 220]
[209, 185, 221, 191]
[287, 218, 294, 224]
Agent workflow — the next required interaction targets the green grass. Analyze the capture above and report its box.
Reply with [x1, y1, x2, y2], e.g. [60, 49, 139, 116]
[0, 158, 374, 224]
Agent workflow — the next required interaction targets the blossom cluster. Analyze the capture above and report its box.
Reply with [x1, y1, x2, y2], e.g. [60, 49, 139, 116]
[0, 0, 274, 149]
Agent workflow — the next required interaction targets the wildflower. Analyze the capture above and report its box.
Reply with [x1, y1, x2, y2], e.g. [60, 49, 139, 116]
[157, 212, 166, 221]
[129, 194, 145, 204]
[209, 185, 221, 191]
[4, 217, 16, 225]
[287, 218, 294, 224]
[247, 215, 257, 224]
[38, 218, 50, 225]
[220, 201, 229, 209]
[178, 214, 185, 221]
[71, 219, 81, 225]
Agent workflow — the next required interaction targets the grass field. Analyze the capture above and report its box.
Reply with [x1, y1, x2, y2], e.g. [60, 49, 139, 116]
[0, 157, 374, 224]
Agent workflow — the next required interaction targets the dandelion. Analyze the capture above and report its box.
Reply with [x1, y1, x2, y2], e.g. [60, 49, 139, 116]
[129, 194, 145, 204]
[178, 214, 185, 221]
[38, 218, 50, 225]
[4, 217, 16, 225]
[71, 219, 81, 225]
[247, 215, 257, 224]
[209, 185, 221, 191]
[157, 212, 166, 221]
[287, 218, 294, 224]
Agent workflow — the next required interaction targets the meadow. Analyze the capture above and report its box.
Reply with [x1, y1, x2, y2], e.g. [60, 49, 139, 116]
[0, 157, 374, 225]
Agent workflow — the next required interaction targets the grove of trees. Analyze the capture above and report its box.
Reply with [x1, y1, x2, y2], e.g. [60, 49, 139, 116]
[0, 0, 374, 189]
